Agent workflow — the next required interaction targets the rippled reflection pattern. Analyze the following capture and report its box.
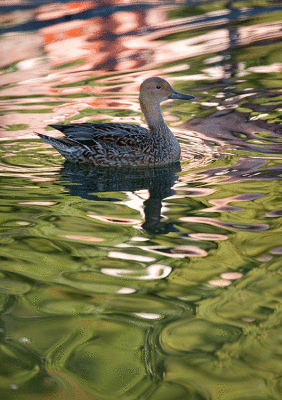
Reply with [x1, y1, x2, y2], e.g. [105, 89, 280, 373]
[1, 129, 282, 399]
[1, 1, 282, 399]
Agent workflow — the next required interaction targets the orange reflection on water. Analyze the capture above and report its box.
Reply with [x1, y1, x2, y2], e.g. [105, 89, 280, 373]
[37, 1, 92, 22]
[2, 0, 282, 147]
[40, 0, 150, 72]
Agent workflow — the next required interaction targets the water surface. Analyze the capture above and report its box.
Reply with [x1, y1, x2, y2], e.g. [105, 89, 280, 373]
[1, 1, 282, 399]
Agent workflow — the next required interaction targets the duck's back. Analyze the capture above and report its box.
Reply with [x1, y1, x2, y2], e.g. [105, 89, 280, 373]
[50, 123, 149, 144]
[39, 123, 158, 167]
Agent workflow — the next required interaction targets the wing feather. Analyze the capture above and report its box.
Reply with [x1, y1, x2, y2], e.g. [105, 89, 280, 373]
[49, 123, 150, 149]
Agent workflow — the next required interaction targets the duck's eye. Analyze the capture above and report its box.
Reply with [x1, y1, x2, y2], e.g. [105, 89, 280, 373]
[156, 85, 161, 89]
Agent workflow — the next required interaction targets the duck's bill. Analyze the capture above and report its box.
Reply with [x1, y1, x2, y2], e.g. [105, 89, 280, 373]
[169, 89, 194, 100]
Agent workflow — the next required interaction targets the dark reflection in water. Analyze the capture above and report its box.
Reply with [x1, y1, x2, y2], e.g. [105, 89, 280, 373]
[190, 156, 282, 184]
[60, 161, 181, 234]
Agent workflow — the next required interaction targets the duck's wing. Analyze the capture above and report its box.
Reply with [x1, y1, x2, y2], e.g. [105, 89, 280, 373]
[49, 123, 150, 148]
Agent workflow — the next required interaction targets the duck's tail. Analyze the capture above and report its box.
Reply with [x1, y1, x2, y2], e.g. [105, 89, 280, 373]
[36, 133, 85, 162]
[36, 132, 69, 150]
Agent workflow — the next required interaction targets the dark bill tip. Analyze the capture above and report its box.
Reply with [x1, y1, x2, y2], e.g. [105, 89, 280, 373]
[169, 88, 194, 100]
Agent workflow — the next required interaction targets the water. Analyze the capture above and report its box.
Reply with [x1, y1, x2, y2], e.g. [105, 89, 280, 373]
[1, 1, 282, 399]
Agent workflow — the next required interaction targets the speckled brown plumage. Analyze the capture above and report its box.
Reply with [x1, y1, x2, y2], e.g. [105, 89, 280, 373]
[38, 77, 194, 167]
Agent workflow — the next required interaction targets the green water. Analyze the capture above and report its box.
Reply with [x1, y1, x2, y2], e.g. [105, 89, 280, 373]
[1, 1, 282, 399]
[1, 138, 282, 399]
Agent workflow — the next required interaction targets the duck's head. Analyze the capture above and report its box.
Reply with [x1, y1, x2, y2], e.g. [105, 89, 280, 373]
[139, 77, 194, 104]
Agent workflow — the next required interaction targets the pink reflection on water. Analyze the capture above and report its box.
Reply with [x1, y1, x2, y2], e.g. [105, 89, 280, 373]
[189, 233, 228, 241]
[37, 1, 92, 22]
[40, 0, 152, 72]
[205, 193, 265, 213]
[108, 251, 155, 262]
[1, 0, 282, 156]
[88, 214, 141, 225]
[175, 187, 215, 197]
[192, 158, 274, 185]
[134, 313, 162, 319]
[140, 245, 208, 258]
[208, 279, 231, 287]
[220, 272, 242, 280]
[63, 235, 104, 242]
[18, 201, 55, 206]
[270, 246, 282, 255]
[242, 317, 256, 323]
[266, 209, 282, 217]
[102, 264, 171, 280]
[116, 287, 136, 294]
[256, 255, 272, 262]
[180, 216, 269, 231]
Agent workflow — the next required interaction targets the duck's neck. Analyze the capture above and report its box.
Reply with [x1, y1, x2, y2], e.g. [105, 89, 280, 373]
[139, 98, 169, 133]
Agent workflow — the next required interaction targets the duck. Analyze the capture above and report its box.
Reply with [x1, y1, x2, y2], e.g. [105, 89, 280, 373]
[37, 77, 194, 167]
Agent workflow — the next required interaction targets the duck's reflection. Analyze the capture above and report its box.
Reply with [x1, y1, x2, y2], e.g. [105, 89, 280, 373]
[59, 161, 181, 234]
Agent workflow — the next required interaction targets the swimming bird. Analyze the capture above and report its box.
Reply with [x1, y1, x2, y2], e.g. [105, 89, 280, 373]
[38, 77, 194, 167]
